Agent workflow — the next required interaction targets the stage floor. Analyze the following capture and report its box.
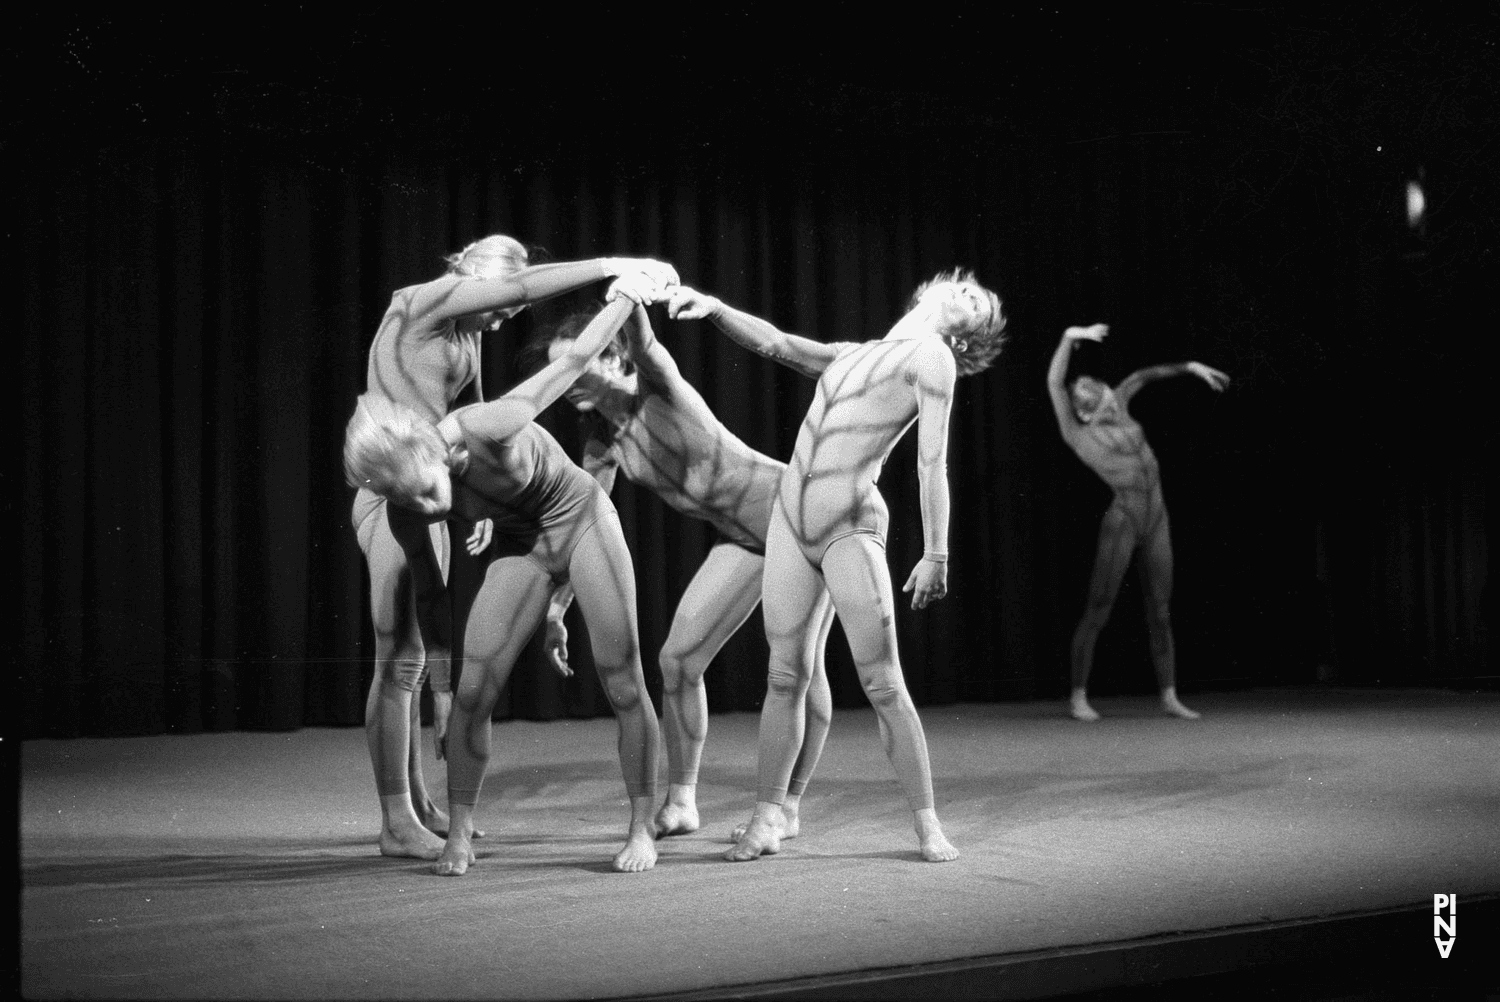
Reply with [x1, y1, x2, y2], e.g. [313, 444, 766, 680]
[20, 688, 1500, 999]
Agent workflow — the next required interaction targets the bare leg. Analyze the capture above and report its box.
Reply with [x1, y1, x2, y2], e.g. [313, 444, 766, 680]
[727, 507, 823, 862]
[821, 533, 956, 862]
[569, 514, 661, 872]
[434, 557, 553, 876]
[362, 516, 447, 859]
[656, 544, 765, 836]
[1139, 513, 1198, 719]
[733, 593, 835, 843]
[1069, 506, 1136, 722]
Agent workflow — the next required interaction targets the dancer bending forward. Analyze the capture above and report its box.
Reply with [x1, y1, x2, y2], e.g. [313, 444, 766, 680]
[352, 232, 676, 859]
[668, 270, 1007, 862]
[529, 304, 838, 839]
[1046, 324, 1228, 722]
[346, 294, 663, 874]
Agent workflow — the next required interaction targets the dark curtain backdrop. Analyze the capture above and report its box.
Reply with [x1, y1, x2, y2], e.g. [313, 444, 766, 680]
[15, 9, 1497, 738]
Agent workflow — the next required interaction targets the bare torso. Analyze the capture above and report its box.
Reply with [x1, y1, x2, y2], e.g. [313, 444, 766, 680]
[1067, 413, 1165, 533]
[604, 373, 784, 550]
[780, 340, 928, 550]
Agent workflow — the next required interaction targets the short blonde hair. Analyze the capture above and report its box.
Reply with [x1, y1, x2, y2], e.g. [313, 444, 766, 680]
[343, 394, 450, 502]
[444, 234, 529, 278]
[907, 268, 1008, 377]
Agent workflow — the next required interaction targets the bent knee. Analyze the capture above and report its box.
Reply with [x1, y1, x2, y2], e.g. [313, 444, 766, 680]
[658, 648, 707, 693]
[766, 659, 813, 698]
[599, 672, 646, 713]
[378, 658, 426, 692]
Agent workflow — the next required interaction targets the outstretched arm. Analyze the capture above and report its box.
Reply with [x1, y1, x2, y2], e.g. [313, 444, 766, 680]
[1115, 361, 1230, 409]
[542, 439, 620, 677]
[666, 286, 842, 378]
[405, 257, 679, 326]
[452, 299, 634, 444]
[1047, 325, 1108, 441]
[901, 342, 957, 611]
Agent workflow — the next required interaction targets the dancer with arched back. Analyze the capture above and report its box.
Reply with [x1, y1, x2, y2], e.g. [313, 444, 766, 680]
[1045, 323, 1228, 722]
[347, 288, 667, 873]
[353, 235, 676, 859]
[525, 303, 837, 841]
[667, 271, 1007, 862]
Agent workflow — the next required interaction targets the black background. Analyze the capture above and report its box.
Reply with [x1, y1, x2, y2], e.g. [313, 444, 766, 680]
[12, 6, 1497, 738]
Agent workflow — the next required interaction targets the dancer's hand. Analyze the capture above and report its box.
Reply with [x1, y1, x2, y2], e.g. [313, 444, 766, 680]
[607, 257, 680, 290]
[432, 691, 453, 761]
[902, 558, 948, 610]
[544, 618, 573, 677]
[1186, 362, 1230, 391]
[605, 270, 664, 306]
[1064, 324, 1108, 343]
[465, 518, 493, 556]
[665, 286, 722, 321]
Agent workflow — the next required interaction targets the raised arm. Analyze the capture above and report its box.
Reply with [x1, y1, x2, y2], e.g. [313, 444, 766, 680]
[1047, 325, 1108, 440]
[901, 341, 957, 610]
[450, 299, 634, 445]
[405, 257, 678, 326]
[1115, 360, 1230, 409]
[619, 301, 684, 392]
[542, 435, 620, 677]
[666, 286, 842, 379]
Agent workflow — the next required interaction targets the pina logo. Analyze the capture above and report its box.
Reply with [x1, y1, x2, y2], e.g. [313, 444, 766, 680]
[1433, 894, 1456, 958]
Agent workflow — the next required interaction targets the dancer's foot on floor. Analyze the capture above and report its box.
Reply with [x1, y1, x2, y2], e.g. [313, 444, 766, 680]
[613, 827, 659, 872]
[725, 803, 786, 862]
[731, 799, 799, 842]
[1069, 694, 1101, 722]
[379, 823, 444, 861]
[1161, 691, 1201, 720]
[432, 834, 475, 876]
[416, 805, 486, 840]
[655, 799, 699, 837]
[916, 809, 959, 862]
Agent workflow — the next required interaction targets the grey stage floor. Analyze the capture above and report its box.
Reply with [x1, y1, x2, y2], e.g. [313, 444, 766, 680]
[19, 688, 1500, 999]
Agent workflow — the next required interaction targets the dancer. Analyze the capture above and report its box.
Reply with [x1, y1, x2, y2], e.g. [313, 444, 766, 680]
[526, 304, 838, 840]
[1045, 324, 1228, 722]
[666, 270, 1007, 862]
[345, 291, 663, 874]
[352, 233, 676, 859]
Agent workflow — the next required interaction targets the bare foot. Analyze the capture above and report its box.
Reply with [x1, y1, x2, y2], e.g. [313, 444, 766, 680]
[725, 804, 785, 862]
[612, 829, 659, 872]
[432, 833, 475, 876]
[379, 824, 444, 860]
[1161, 695, 1201, 720]
[416, 805, 486, 840]
[916, 809, 959, 862]
[1069, 695, 1101, 722]
[655, 801, 700, 837]
[730, 804, 799, 843]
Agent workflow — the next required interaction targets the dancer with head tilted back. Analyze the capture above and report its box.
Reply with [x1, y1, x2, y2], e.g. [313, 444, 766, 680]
[1045, 323, 1228, 722]
[666, 270, 1007, 862]
[352, 237, 676, 860]
[525, 303, 837, 841]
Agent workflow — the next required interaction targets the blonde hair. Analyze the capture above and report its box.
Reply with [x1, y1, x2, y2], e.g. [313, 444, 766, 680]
[906, 268, 1008, 377]
[343, 394, 450, 502]
[444, 234, 529, 278]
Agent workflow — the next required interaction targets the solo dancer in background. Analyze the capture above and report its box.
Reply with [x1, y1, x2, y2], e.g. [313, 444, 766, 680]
[667, 270, 1007, 862]
[1045, 323, 1229, 722]
[526, 303, 837, 840]
[353, 234, 676, 859]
